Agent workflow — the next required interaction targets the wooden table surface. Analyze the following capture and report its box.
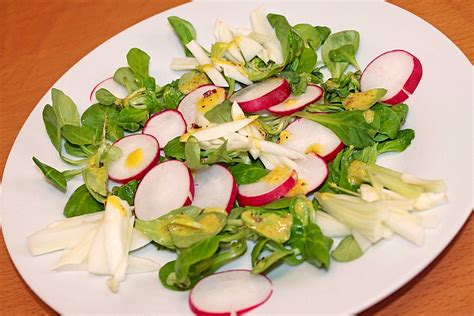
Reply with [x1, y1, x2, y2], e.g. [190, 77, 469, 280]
[0, 0, 472, 314]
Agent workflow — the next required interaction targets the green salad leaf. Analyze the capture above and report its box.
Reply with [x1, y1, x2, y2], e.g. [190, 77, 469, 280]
[61, 124, 97, 146]
[159, 235, 247, 291]
[126, 48, 150, 87]
[95, 88, 117, 106]
[293, 23, 321, 50]
[377, 129, 415, 154]
[51, 88, 81, 127]
[204, 100, 233, 124]
[173, 236, 221, 288]
[64, 142, 90, 158]
[315, 26, 331, 44]
[245, 58, 282, 81]
[63, 184, 105, 217]
[201, 141, 235, 165]
[82, 166, 108, 203]
[81, 104, 124, 141]
[279, 71, 310, 95]
[230, 162, 269, 185]
[329, 44, 360, 70]
[32, 157, 67, 191]
[118, 107, 149, 125]
[168, 16, 197, 57]
[323, 71, 361, 105]
[164, 136, 186, 160]
[252, 239, 293, 274]
[156, 80, 185, 111]
[331, 235, 363, 262]
[322, 30, 360, 78]
[112, 180, 139, 206]
[42, 104, 61, 153]
[113, 67, 139, 93]
[301, 223, 333, 269]
[261, 197, 296, 210]
[184, 136, 201, 170]
[296, 47, 317, 74]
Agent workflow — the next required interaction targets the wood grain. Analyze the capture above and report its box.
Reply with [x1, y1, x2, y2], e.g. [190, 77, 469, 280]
[0, 0, 472, 314]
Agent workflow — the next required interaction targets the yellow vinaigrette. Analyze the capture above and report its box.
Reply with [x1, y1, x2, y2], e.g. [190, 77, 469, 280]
[125, 148, 144, 169]
[278, 130, 291, 144]
[305, 143, 324, 155]
[286, 179, 308, 197]
[106, 195, 127, 216]
[282, 98, 298, 107]
[262, 167, 292, 184]
[197, 88, 225, 113]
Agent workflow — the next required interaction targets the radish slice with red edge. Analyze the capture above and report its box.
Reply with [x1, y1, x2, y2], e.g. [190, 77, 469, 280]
[279, 118, 344, 162]
[177, 85, 226, 129]
[108, 134, 160, 184]
[286, 153, 328, 196]
[89, 77, 127, 102]
[192, 165, 237, 213]
[237, 167, 297, 206]
[229, 77, 290, 112]
[189, 269, 273, 316]
[134, 160, 194, 221]
[142, 110, 186, 147]
[267, 84, 323, 116]
[360, 49, 422, 105]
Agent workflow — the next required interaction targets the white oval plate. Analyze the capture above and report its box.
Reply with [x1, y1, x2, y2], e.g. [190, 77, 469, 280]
[2, 1, 472, 314]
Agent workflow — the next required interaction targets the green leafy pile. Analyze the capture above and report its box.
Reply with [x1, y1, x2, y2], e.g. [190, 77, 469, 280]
[32, 9, 420, 294]
[138, 196, 333, 291]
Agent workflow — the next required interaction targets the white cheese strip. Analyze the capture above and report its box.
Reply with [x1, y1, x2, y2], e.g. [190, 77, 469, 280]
[215, 19, 245, 64]
[107, 216, 134, 293]
[170, 57, 199, 70]
[186, 40, 228, 87]
[191, 117, 256, 141]
[88, 223, 108, 275]
[47, 212, 103, 229]
[230, 102, 262, 158]
[27, 221, 100, 256]
[250, 8, 284, 64]
[234, 35, 263, 62]
[253, 139, 306, 160]
[213, 60, 252, 85]
[130, 228, 152, 251]
[186, 40, 212, 65]
[55, 255, 160, 275]
[52, 228, 98, 270]
[260, 154, 275, 170]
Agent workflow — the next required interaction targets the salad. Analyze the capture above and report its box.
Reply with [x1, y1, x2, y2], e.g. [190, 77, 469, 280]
[27, 7, 448, 315]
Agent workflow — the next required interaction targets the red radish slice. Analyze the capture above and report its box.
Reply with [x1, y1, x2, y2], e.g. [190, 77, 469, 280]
[142, 110, 186, 147]
[192, 165, 237, 213]
[177, 85, 226, 129]
[108, 134, 160, 184]
[286, 153, 328, 197]
[189, 269, 273, 316]
[89, 77, 127, 102]
[279, 118, 343, 162]
[267, 84, 323, 116]
[134, 160, 194, 221]
[360, 49, 423, 105]
[229, 77, 291, 112]
[320, 142, 344, 162]
[237, 168, 297, 206]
